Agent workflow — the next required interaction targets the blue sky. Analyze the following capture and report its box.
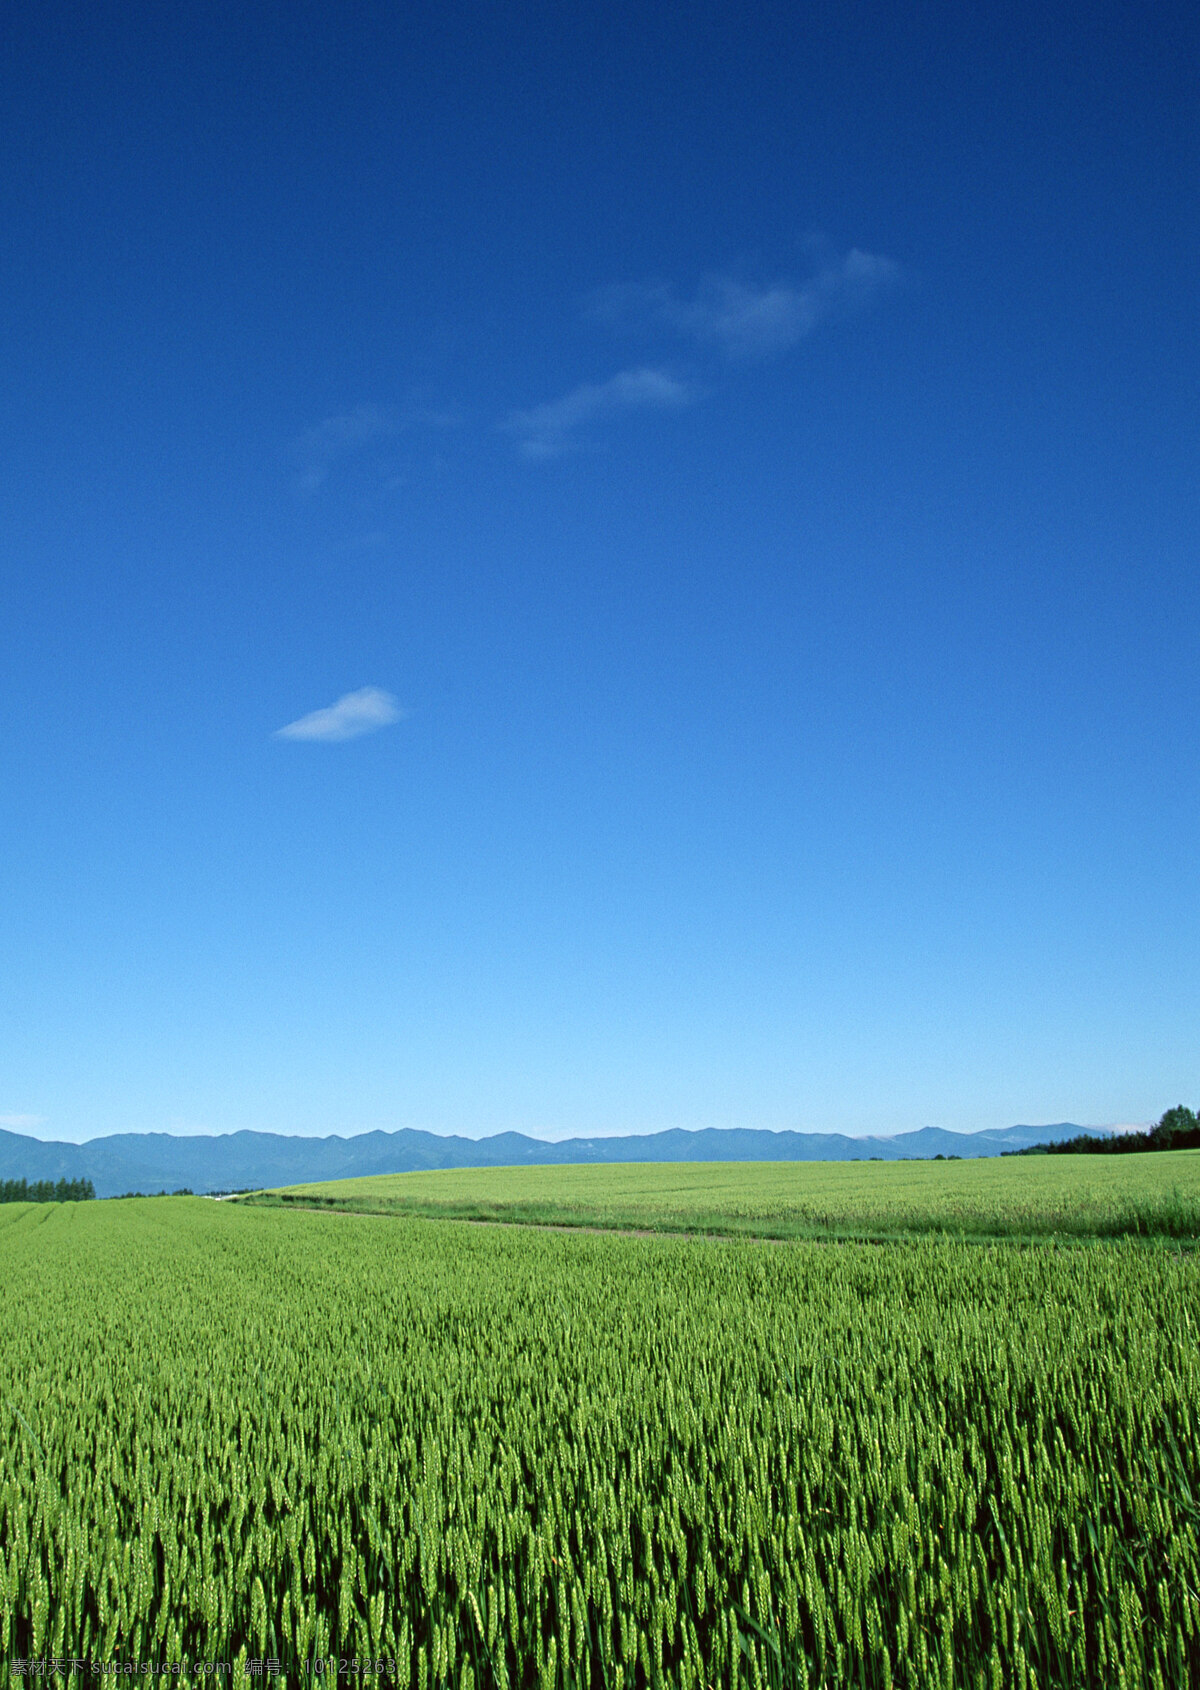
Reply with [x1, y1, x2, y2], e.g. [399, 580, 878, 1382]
[2, 0, 1196, 1143]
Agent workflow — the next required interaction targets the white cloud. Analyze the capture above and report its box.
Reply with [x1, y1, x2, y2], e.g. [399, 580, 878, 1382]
[0, 1114, 45, 1131]
[291, 401, 459, 493]
[504, 366, 696, 459]
[275, 687, 407, 743]
[292, 404, 397, 493]
[587, 249, 900, 361]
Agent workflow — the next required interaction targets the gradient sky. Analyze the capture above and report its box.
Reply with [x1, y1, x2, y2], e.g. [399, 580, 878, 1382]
[2, 0, 1196, 1144]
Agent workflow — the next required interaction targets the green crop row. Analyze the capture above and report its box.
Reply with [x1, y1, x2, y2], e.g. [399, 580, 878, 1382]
[1, 1198, 1198, 1687]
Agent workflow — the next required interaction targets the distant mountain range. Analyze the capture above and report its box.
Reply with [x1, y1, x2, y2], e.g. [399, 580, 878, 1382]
[0, 1122, 1119, 1198]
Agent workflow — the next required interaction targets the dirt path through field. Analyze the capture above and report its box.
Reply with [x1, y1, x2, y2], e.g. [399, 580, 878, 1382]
[239, 1199, 795, 1243]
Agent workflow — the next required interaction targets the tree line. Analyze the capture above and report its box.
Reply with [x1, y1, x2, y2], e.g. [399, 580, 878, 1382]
[1, 1176, 96, 1203]
[1015, 1106, 1200, 1156]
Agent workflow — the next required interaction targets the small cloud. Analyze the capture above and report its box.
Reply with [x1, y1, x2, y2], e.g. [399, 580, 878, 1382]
[504, 366, 696, 459]
[291, 400, 459, 493]
[292, 404, 397, 493]
[586, 249, 900, 361]
[275, 687, 407, 744]
[0, 1114, 45, 1131]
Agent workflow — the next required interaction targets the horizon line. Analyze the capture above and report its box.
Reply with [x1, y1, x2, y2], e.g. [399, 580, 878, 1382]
[1, 1120, 1138, 1148]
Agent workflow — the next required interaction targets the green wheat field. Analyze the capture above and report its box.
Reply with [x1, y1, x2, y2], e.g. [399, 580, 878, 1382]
[2, 1154, 1199, 1687]
[258, 1146, 1200, 1242]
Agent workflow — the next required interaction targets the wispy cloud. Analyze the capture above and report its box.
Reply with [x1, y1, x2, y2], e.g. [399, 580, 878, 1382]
[0, 1113, 45, 1131]
[504, 366, 696, 459]
[291, 401, 460, 493]
[292, 404, 397, 493]
[587, 249, 900, 361]
[275, 687, 407, 743]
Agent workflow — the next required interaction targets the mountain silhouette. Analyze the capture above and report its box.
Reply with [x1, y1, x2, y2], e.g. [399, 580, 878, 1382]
[0, 1122, 1114, 1198]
